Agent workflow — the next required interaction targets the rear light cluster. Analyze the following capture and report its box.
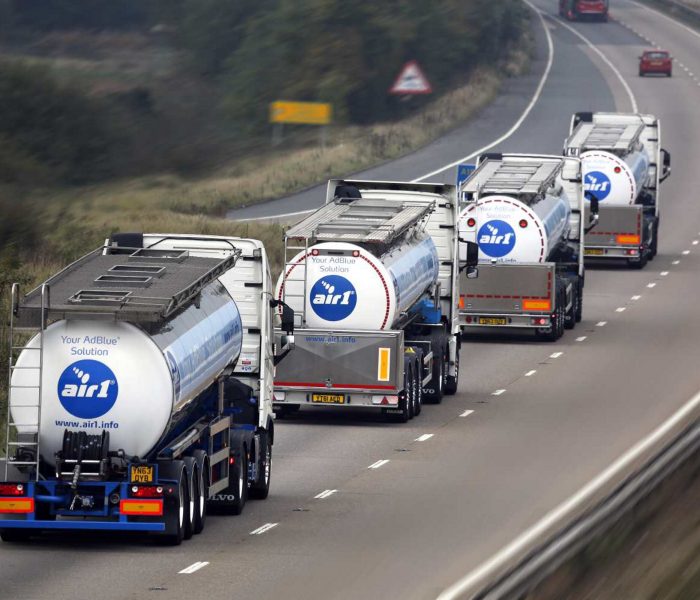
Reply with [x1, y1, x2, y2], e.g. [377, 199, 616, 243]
[372, 395, 399, 406]
[625, 249, 639, 256]
[0, 484, 25, 496]
[531, 317, 549, 326]
[130, 486, 164, 498]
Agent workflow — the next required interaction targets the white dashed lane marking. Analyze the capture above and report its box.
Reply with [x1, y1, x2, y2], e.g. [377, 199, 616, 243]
[550, 352, 563, 359]
[460, 410, 474, 418]
[660, 271, 669, 276]
[492, 389, 506, 396]
[250, 523, 278, 535]
[368, 460, 390, 470]
[525, 370, 537, 377]
[179, 562, 209, 575]
[315, 490, 337, 499]
[683, 250, 691, 255]
[616, 307, 626, 313]
[597, 321, 607, 327]
[673, 260, 680, 265]
[631, 295, 641, 301]
[576, 336, 587, 342]
[647, 283, 657, 288]
[415, 434, 434, 442]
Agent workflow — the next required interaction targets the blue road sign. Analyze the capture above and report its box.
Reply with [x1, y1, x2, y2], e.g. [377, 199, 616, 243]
[456, 163, 476, 188]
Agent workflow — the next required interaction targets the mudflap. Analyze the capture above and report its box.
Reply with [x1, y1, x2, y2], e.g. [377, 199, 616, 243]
[157, 460, 186, 538]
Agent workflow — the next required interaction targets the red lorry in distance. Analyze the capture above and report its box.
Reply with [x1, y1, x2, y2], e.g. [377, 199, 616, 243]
[559, 0, 609, 21]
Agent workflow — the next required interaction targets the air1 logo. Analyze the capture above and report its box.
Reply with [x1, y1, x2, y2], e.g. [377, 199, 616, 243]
[478, 220, 516, 258]
[310, 275, 357, 321]
[584, 171, 612, 200]
[57, 359, 118, 419]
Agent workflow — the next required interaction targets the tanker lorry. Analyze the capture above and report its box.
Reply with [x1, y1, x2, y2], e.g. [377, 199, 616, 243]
[565, 112, 671, 268]
[273, 180, 479, 421]
[0, 233, 295, 544]
[458, 153, 597, 341]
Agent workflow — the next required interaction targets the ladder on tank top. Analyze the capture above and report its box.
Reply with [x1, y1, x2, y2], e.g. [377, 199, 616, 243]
[4, 283, 48, 481]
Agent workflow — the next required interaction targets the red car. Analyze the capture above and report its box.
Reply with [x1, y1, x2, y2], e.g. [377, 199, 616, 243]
[639, 50, 672, 77]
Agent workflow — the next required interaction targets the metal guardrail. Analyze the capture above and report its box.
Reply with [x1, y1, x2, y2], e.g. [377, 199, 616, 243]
[439, 389, 700, 599]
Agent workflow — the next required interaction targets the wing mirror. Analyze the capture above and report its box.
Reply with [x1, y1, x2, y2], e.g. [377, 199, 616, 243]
[270, 299, 294, 334]
[584, 192, 600, 234]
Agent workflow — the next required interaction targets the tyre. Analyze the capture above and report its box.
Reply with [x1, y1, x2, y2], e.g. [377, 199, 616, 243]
[228, 451, 248, 515]
[184, 456, 205, 536]
[628, 253, 648, 269]
[0, 529, 31, 542]
[650, 222, 659, 259]
[412, 351, 423, 416]
[423, 333, 447, 404]
[564, 282, 576, 330]
[575, 278, 584, 323]
[161, 464, 189, 546]
[444, 342, 460, 395]
[249, 433, 272, 500]
[537, 285, 565, 342]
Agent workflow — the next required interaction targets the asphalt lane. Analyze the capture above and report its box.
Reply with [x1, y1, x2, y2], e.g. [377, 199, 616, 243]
[2, 3, 700, 600]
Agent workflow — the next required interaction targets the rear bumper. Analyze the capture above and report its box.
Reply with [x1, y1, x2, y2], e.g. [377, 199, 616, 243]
[274, 389, 400, 408]
[0, 519, 164, 532]
[584, 245, 643, 259]
[459, 312, 552, 330]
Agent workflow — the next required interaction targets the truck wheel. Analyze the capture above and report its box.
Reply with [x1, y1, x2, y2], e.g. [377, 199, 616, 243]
[564, 281, 576, 330]
[249, 433, 272, 500]
[0, 529, 31, 542]
[650, 222, 659, 259]
[413, 352, 423, 416]
[444, 344, 460, 395]
[406, 362, 416, 420]
[191, 451, 208, 534]
[424, 334, 447, 404]
[227, 451, 248, 515]
[575, 279, 584, 323]
[184, 456, 204, 536]
[628, 253, 648, 269]
[161, 465, 189, 546]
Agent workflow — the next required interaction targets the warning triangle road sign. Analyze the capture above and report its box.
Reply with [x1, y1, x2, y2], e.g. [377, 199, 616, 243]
[389, 60, 432, 95]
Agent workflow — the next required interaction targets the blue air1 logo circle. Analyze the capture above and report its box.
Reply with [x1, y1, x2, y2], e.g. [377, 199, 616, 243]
[57, 360, 119, 419]
[584, 171, 612, 201]
[477, 220, 516, 258]
[310, 275, 357, 321]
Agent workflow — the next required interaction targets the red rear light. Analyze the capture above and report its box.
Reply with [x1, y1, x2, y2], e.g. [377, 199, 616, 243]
[466, 218, 476, 227]
[614, 166, 622, 173]
[130, 486, 164, 498]
[466, 316, 473, 323]
[352, 250, 360, 257]
[519, 219, 528, 228]
[311, 249, 319, 256]
[0, 484, 24, 496]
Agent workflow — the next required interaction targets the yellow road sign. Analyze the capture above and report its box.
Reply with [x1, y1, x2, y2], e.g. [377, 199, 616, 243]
[270, 101, 332, 125]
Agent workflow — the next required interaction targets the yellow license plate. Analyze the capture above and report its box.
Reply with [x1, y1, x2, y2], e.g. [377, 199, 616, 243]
[311, 393, 345, 404]
[585, 248, 605, 255]
[478, 317, 507, 325]
[130, 465, 154, 483]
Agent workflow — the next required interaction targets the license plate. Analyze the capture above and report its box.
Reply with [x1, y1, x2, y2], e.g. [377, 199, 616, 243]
[478, 317, 507, 325]
[311, 393, 345, 404]
[130, 465, 154, 483]
[585, 248, 605, 255]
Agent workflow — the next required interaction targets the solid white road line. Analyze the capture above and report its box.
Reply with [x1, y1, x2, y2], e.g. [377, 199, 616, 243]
[411, 0, 554, 182]
[525, 370, 537, 377]
[576, 336, 587, 342]
[178, 562, 210, 575]
[438, 386, 700, 600]
[616, 307, 626, 313]
[459, 410, 475, 418]
[368, 459, 390, 470]
[647, 282, 657, 288]
[250, 523, 278, 535]
[630, 0, 700, 41]
[492, 389, 507, 396]
[549, 352, 563, 359]
[552, 13, 638, 112]
[415, 434, 434, 442]
[314, 489, 338, 499]
[597, 321, 607, 327]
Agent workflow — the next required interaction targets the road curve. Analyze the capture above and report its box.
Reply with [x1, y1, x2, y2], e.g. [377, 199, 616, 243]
[2, 2, 700, 599]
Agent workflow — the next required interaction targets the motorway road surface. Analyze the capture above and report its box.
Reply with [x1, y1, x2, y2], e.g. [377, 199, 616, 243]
[3, 2, 700, 599]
